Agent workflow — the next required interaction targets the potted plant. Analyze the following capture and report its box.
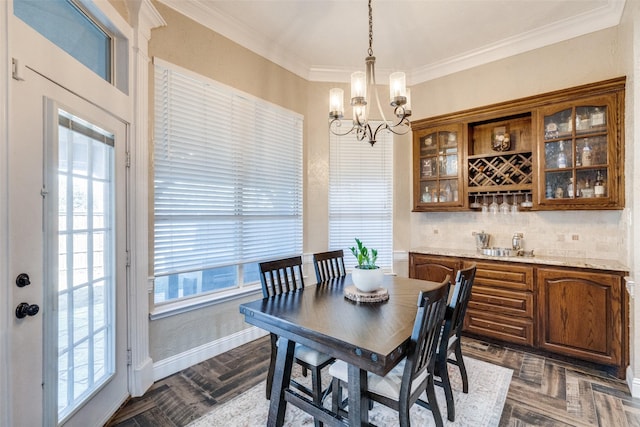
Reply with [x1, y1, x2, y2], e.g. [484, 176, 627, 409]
[350, 238, 384, 292]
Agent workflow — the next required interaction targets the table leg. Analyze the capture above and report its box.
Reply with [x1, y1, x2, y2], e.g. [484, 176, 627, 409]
[347, 364, 369, 426]
[267, 337, 295, 427]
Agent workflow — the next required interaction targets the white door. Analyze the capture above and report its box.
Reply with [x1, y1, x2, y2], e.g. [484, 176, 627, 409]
[9, 65, 129, 426]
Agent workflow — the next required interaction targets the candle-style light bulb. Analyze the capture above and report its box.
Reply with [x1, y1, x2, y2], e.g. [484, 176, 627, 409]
[389, 72, 406, 106]
[329, 88, 344, 119]
[351, 71, 366, 106]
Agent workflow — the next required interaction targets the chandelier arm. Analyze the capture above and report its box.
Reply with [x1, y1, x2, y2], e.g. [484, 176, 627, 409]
[329, 118, 357, 137]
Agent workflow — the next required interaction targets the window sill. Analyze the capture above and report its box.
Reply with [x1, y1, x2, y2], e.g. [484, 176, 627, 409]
[149, 284, 263, 320]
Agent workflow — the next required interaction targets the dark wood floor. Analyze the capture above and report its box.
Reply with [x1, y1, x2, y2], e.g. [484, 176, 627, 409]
[106, 335, 640, 426]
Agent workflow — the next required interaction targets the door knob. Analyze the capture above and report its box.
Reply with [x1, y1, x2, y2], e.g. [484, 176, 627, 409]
[15, 302, 39, 319]
[16, 273, 31, 287]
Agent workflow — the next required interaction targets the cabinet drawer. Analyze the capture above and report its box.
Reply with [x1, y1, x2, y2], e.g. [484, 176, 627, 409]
[469, 285, 534, 319]
[465, 309, 534, 346]
[469, 260, 534, 292]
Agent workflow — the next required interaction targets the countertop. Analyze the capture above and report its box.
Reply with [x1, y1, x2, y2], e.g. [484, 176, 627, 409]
[410, 247, 629, 272]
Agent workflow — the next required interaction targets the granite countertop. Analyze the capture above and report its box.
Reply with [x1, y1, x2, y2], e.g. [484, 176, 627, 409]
[410, 247, 629, 272]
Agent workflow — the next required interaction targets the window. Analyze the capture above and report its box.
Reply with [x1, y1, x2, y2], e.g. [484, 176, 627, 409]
[329, 129, 393, 270]
[153, 59, 303, 304]
[14, 0, 111, 81]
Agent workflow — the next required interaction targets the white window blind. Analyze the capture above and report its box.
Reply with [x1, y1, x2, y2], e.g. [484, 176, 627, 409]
[154, 60, 303, 282]
[329, 128, 393, 270]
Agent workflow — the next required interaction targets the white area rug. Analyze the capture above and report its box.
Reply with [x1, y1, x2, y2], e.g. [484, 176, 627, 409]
[188, 357, 512, 427]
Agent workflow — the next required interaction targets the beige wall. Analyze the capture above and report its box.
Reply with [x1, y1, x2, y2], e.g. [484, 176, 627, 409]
[147, 2, 309, 360]
[146, 0, 639, 380]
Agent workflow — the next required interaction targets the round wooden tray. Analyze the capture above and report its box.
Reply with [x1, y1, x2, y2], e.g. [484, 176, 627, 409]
[344, 285, 389, 303]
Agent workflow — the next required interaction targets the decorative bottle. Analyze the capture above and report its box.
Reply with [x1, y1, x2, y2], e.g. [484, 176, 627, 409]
[582, 139, 593, 166]
[422, 187, 431, 203]
[567, 177, 574, 198]
[557, 142, 567, 168]
[594, 170, 606, 197]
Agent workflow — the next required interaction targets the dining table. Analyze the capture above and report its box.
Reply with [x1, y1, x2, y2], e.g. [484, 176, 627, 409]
[238, 274, 448, 427]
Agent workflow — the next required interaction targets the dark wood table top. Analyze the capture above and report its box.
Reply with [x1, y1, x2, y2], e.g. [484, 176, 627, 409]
[239, 274, 445, 376]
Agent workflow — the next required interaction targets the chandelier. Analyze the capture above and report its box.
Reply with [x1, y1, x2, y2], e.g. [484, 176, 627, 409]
[328, 0, 412, 146]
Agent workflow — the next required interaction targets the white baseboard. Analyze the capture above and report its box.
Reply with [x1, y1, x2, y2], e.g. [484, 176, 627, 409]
[130, 356, 155, 397]
[627, 365, 640, 397]
[152, 327, 268, 381]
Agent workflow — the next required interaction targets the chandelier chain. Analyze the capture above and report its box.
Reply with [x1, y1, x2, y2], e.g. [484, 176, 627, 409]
[368, 0, 373, 56]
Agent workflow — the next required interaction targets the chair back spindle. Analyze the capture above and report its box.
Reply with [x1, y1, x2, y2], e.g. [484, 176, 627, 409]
[259, 256, 305, 298]
[312, 249, 346, 282]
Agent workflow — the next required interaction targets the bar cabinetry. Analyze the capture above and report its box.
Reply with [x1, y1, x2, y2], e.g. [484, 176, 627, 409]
[408, 252, 628, 377]
[411, 77, 625, 211]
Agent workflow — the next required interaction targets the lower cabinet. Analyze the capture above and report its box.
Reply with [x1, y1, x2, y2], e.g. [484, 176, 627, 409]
[408, 253, 628, 377]
[409, 253, 459, 284]
[537, 267, 627, 371]
[463, 261, 535, 346]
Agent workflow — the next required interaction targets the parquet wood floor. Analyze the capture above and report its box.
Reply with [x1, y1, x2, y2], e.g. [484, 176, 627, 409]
[106, 335, 640, 426]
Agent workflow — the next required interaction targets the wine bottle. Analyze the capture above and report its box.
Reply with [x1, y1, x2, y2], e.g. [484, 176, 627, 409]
[582, 139, 593, 166]
[557, 142, 567, 168]
[594, 170, 605, 197]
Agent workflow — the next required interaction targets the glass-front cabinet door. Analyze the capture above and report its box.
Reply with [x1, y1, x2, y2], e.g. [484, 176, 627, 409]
[413, 124, 464, 211]
[538, 94, 622, 209]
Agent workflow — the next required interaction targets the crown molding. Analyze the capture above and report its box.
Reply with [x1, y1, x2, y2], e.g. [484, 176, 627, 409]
[158, 0, 626, 85]
[158, 0, 312, 80]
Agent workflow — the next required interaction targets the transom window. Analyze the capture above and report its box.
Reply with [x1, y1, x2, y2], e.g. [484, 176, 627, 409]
[13, 0, 129, 92]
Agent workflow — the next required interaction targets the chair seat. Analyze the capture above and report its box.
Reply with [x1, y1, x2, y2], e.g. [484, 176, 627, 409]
[329, 359, 429, 401]
[277, 338, 333, 366]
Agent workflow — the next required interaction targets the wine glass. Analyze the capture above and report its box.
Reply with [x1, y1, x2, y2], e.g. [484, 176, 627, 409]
[511, 194, 519, 214]
[470, 194, 481, 209]
[521, 192, 533, 208]
[499, 194, 510, 214]
[489, 195, 499, 214]
[481, 195, 488, 214]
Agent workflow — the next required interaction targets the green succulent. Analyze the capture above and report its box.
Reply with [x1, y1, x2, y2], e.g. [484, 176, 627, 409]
[350, 238, 378, 269]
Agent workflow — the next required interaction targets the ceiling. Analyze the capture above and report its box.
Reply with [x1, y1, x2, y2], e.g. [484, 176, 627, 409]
[158, 0, 626, 85]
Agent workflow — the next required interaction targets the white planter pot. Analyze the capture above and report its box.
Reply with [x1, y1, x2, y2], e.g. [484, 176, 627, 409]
[351, 267, 384, 292]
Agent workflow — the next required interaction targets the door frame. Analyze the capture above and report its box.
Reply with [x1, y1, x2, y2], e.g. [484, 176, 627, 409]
[0, 1, 11, 424]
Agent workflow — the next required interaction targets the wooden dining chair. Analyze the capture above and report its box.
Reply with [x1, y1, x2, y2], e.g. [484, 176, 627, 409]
[435, 264, 476, 422]
[312, 249, 346, 282]
[259, 256, 335, 422]
[329, 276, 451, 427]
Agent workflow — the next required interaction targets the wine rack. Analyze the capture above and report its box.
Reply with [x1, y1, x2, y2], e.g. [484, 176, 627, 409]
[468, 151, 533, 192]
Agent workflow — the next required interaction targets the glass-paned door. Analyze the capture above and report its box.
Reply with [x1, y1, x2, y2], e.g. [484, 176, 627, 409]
[56, 111, 116, 420]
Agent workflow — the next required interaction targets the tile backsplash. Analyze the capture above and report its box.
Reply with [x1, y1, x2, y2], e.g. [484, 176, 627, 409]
[411, 209, 628, 262]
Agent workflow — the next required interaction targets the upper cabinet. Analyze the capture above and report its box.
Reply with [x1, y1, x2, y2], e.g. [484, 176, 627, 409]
[413, 124, 464, 210]
[537, 94, 624, 209]
[412, 77, 625, 212]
